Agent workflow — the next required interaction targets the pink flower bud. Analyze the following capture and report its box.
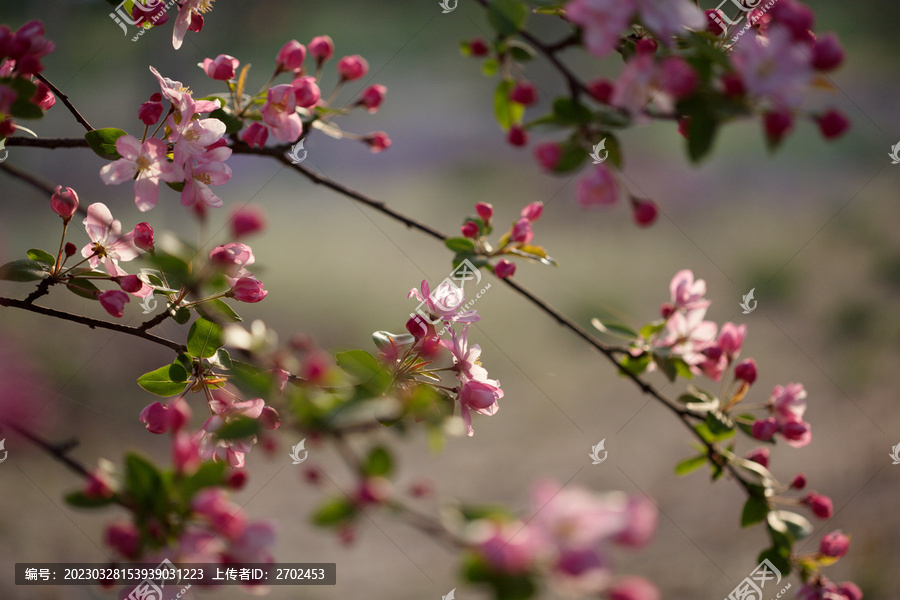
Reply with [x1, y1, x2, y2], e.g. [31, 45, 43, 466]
[291, 76, 321, 108]
[227, 469, 248, 490]
[510, 81, 537, 106]
[188, 12, 204, 32]
[745, 447, 770, 469]
[819, 530, 849, 558]
[98, 290, 129, 318]
[31, 81, 55, 110]
[171, 432, 200, 474]
[585, 79, 613, 106]
[510, 218, 534, 244]
[104, 521, 140, 559]
[117, 275, 143, 294]
[751, 417, 778, 441]
[660, 57, 697, 99]
[816, 109, 850, 140]
[140, 401, 170, 434]
[138, 100, 163, 126]
[230, 206, 266, 238]
[803, 492, 833, 519]
[201, 54, 239, 81]
[494, 259, 516, 279]
[660, 302, 675, 319]
[631, 197, 658, 227]
[129, 222, 153, 253]
[780, 419, 811, 446]
[276, 40, 307, 74]
[309, 35, 334, 64]
[461, 221, 479, 238]
[791, 473, 807, 489]
[337, 55, 368, 81]
[355, 477, 391, 506]
[0, 118, 15, 138]
[764, 109, 794, 145]
[209, 242, 255, 274]
[358, 84, 387, 113]
[364, 131, 391, 153]
[50, 185, 79, 220]
[521, 201, 543, 222]
[533, 142, 562, 171]
[677, 116, 691, 138]
[231, 276, 268, 303]
[838, 583, 863, 600]
[770, 0, 815, 41]
[812, 33, 844, 71]
[614, 495, 658, 548]
[468, 38, 489, 57]
[84, 469, 114, 499]
[705, 9, 727, 36]
[475, 202, 493, 221]
[635, 38, 658, 55]
[259, 406, 282, 430]
[408, 478, 432, 498]
[507, 125, 528, 147]
[734, 358, 758, 384]
[240, 122, 269, 149]
[608, 576, 661, 600]
[721, 73, 745, 97]
[64, 242, 77, 257]
[576, 164, 619, 207]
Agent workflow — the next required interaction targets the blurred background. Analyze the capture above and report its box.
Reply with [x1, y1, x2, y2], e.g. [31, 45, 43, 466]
[1, 0, 899, 598]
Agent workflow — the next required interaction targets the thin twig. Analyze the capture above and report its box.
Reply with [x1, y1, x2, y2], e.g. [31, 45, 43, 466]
[34, 73, 94, 132]
[3, 422, 91, 478]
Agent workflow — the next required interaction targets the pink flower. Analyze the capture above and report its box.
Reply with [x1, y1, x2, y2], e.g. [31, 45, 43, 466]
[201, 54, 238, 81]
[511, 218, 534, 244]
[192, 488, 246, 540]
[441, 324, 492, 383]
[780, 419, 812, 447]
[657, 56, 698, 99]
[658, 307, 717, 365]
[50, 185, 79, 220]
[365, 131, 391, 152]
[819, 530, 849, 558]
[261, 84, 303, 142]
[468, 520, 538, 573]
[230, 206, 266, 238]
[80, 203, 144, 277]
[534, 142, 562, 171]
[614, 495, 658, 547]
[104, 521, 140, 559]
[309, 35, 334, 64]
[608, 576, 661, 600]
[566, 0, 637, 58]
[276, 40, 306, 74]
[291, 76, 321, 108]
[133, 222, 154, 252]
[138, 99, 164, 125]
[409, 279, 480, 324]
[772, 383, 807, 421]
[98, 290, 129, 317]
[611, 52, 660, 114]
[731, 28, 812, 107]
[636, 0, 706, 44]
[494, 259, 516, 279]
[752, 417, 778, 441]
[510, 81, 538, 105]
[168, 103, 227, 165]
[459, 380, 502, 436]
[240, 122, 268, 148]
[521, 201, 543, 222]
[668, 269, 709, 310]
[195, 390, 279, 467]
[475, 202, 493, 221]
[180, 146, 232, 209]
[140, 397, 191, 433]
[172, 432, 201, 474]
[172, 0, 214, 50]
[117, 275, 143, 293]
[697, 345, 727, 381]
[812, 33, 845, 71]
[803, 492, 833, 519]
[769, 0, 815, 42]
[99, 136, 183, 211]
[358, 84, 387, 113]
[337, 55, 368, 80]
[31, 81, 55, 110]
[576, 164, 619, 207]
[224, 520, 277, 563]
[734, 358, 758, 384]
[230, 277, 268, 303]
[209, 242, 255, 275]
[717, 322, 745, 361]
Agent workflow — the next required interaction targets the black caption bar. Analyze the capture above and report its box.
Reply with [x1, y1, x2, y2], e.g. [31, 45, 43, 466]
[15, 563, 336, 586]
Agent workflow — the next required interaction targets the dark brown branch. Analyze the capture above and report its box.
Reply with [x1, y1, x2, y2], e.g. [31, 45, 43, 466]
[0, 161, 90, 217]
[4, 137, 90, 148]
[0, 296, 184, 353]
[3, 422, 91, 478]
[34, 73, 94, 132]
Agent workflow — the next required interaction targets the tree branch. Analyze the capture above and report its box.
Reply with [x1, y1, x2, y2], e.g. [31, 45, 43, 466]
[3, 137, 90, 148]
[2, 422, 91, 478]
[34, 73, 94, 132]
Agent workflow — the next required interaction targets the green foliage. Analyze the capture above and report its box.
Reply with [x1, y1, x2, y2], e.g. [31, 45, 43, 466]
[487, 0, 529, 36]
[215, 416, 261, 441]
[494, 79, 525, 131]
[336, 350, 392, 396]
[186, 317, 224, 359]
[741, 495, 770, 528]
[674, 453, 707, 476]
[27, 249, 55, 266]
[362, 446, 394, 477]
[0, 259, 48, 282]
[311, 497, 356, 527]
[136, 362, 189, 396]
[84, 127, 128, 160]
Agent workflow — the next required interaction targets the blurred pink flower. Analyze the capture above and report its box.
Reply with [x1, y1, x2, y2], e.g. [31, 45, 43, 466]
[566, 0, 636, 58]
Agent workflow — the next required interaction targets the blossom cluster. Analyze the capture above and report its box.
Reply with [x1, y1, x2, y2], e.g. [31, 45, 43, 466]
[0, 20, 56, 137]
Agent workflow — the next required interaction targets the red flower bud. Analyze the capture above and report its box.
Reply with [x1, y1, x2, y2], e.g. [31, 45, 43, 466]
[468, 38, 489, 57]
[812, 33, 844, 71]
[64, 242, 77, 257]
[631, 197, 658, 227]
[510, 81, 538, 106]
[494, 259, 516, 279]
[117, 274, 143, 294]
[534, 142, 562, 171]
[764, 109, 794, 145]
[803, 492, 833, 519]
[819, 530, 849, 558]
[734, 358, 758, 384]
[461, 221, 479, 238]
[133, 222, 154, 252]
[791, 473, 807, 489]
[587, 79, 614, 104]
[276, 40, 306, 74]
[337, 55, 368, 81]
[507, 125, 528, 147]
[50, 185, 79, 220]
[816, 109, 850, 140]
[745, 447, 770, 469]
[359, 84, 387, 113]
[309, 35, 334, 64]
[475, 202, 493, 222]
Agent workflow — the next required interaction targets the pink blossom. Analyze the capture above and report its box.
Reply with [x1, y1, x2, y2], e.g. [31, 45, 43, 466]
[475, 202, 493, 221]
[408, 279, 479, 324]
[133, 222, 154, 252]
[461, 221, 479, 238]
[309, 35, 334, 64]
[98, 290, 129, 317]
[276, 40, 306, 74]
[752, 417, 779, 441]
[531, 480, 632, 550]
[636, 0, 706, 44]
[230, 277, 268, 303]
[50, 185, 78, 220]
[819, 530, 849, 558]
[180, 146, 232, 209]
[566, 0, 637, 58]
[812, 33, 844, 71]
[611, 52, 659, 114]
[117, 275, 143, 293]
[337, 55, 368, 80]
[668, 269, 710, 311]
[138, 99, 163, 125]
[130, 0, 168, 26]
[80, 203, 144, 277]
[576, 164, 619, 207]
[769, 0, 815, 41]
[459, 380, 502, 436]
[31, 81, 55, 110]
[697, 345, 727, 381]
[587, 78, 614, 103]
[149, 65, 188, 105]
[717, 322, 745, 360]
[658, 308, 717, 365]
[731, 28, 812, 107]
[441, 324, 493, 383]
[172, 0, 214, 50]
[521, 201, 544, 222]
[494, 259, 516, 279]
[84, 469, 115, 499]
[608, 576, 661, 600]
[230, 206, 266, 238]
[2, 20, 54, 76]
[772, 383, 807, 421]
[511, 218, 534, 244]
[104, 521, 140, 559]
[99, 136, 183, 212]
[168, 102, 227, 164]
[468, 520, 538, 574]
[224, 520, 277, 563]
[201, 54, 238, 81]
[734, 358, 758, 384]
[195, 390, 279, 467]
[192, 488, 246, 540]
[358, 84, 386, 113]
[172, 432, 201, 474]
[657, 56, 698, 99]
[365, 131, 391, 152]
[291, 76, 321, 108]
[534, 142, 562, 171]
[261, 84, 303, 142]
[614, 495, 658, 547]
[240, 122, 268, 148]
[803, 492, 833, 519]
[209, 242, 255, 275]
[140, 397, 191, 433]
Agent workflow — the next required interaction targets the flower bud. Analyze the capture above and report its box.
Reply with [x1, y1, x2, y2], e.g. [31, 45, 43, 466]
[494, 259, 516, 279]
[631, 197, 658, 227]
[816, 109, 850, 140]
[721, 73, 745, 97]
[734, 358, 758, 384]
[635, 39, 657, 55]
[364, 131, 391, 153]
[51, 185, 79, 220]
[291, 76, 321, 108]
[461, 221, 479, 238]
[230, 276, 268, 303]
[838, 583, 863, 600]
[104, 521, 140, 559]
[534, 142, 562, 171]
[64, 242, 77, 257]
[201, 54, 239, 81]
[507, 125, 528, 147]
[819, 530, 849, 558]
[764, 109, 794, 145]
[98, 290, 129, 318]
[660, 302, 675, 319]
[133, 222, 154, 252]
[240, 122, 269, 149]
[475, 202, 493, 222]
[309, 35, 334, 64]
[117, 274, 143, 294]
[230, 206, 266, 238]
[510, 218, 534, 244]
[171, 432, 200, 474]
[770, 0, 815, 41]
[468, 38, 489, 57]
[337, 55, 368, 81]
[608, 576, 660, 600]
[745, 447, 770, 469]
[802, 492, 833, 519]
[358, 84, 387, 113]
[140, 401, 170, 434]
[84, 469, 114, 499]
[705, 9, 727, 36]
[31, 81, 55, 110]
[510, 81, 537, 106]
[226, 469, 248, 490]
[791, 473, 807, 489]
[520, 201, 543, 222]
[276, 40, 306, 74]
[138, 100, 164, 126]
[587, 78, 614, 104]
[751, 417, 778, 441]
[812, 33, 844, 71]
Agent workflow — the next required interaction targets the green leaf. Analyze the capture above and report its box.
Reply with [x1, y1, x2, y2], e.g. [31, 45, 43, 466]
[507, 40, 535, 62]
[757, 547, 791, 577]
[551, 141, 588, 173]
[686, 112, 718, 163]
[196, 298, 242, 323]
[694, 421, 734, 443]
[172, 306, 191, 324]
[336, 350, 392, 396]
[165, 181, 186, 192]
[769, 510, 812, 541]
[84, 127, 128, 160]
[311, 497, 356, 527]
[494, 79, 524, 131]
[186, 317, 224, 359]
[0, 259, 47, 282]
[619, 352, 651, 376]
[481, 58, 499, 77]
[10, 97, 43, 119]
[137, 363, 189, 397]
[639, 320, 666, 339]
[654, 353, 679, 382]
[706, 410, 734, 435]
[591, 318, 637, 340]
[509, 244, 558, 266]
[487, 0, 529, 36]
[552, 97, 592, 125]
[65, 278, 101, 300]
[209, 107, 242, 134]
[208, 348, 233, 370]
[363, 446, 394, 477]
[445, 237, 476, 253]
[228, 360, 273, 398]
[64, 490, 116, 508]
[675, 454, 707, 476]
[124, 452, 165, 513]
[215, 416, 261, 441]
[178, 460, 227, 499]
[27, 249, 56, 266]
[741, 495, 770, 528]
